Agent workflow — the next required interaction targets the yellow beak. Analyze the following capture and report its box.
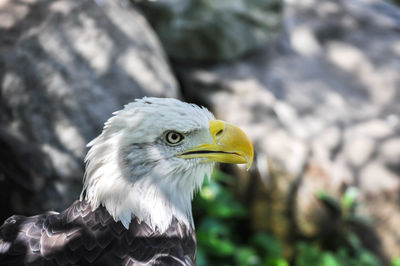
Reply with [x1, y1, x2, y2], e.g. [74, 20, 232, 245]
[178, 120, 254, 170]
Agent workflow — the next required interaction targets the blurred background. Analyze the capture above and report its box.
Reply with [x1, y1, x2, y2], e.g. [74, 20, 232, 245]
[0, 0, 399, 265]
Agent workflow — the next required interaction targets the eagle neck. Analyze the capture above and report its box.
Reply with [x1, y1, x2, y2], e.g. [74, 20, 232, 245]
[82, 162, 213, 233]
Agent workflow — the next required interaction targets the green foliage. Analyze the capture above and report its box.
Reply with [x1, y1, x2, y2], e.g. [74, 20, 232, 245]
[296, 241, 380, 266]
[303, 188, 382, 266]
[194, 170, 287, 266]
[316, 187, 365, 222]
[193, 171, 386, 266]
[392, 257, 400, 266]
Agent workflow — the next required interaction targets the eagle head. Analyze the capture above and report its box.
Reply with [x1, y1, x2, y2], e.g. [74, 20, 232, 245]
[81, 97, 253, 232]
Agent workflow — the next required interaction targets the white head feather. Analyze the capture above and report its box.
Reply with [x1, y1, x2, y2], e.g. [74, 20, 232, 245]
[81, 97, 215, 232]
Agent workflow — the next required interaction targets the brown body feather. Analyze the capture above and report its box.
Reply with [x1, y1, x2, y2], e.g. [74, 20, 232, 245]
[0, 200, 196, 266]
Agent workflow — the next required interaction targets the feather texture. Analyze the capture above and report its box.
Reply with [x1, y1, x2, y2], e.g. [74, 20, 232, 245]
[0, 200, 196, 266]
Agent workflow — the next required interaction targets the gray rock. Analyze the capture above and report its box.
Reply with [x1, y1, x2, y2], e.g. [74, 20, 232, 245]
[177, 0, 400, 261]
[135, 0, 282, 61]
[0, 0, 179, 220]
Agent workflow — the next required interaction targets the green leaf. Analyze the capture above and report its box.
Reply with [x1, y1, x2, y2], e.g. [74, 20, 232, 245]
[211, 169, 235, 184]
[296, 242, 322, 266]
[251, 233, 282, 257]
[235, 247, 260, 266]
[341, 187, 359, 212]
[196, 247, 208, 266]
[265, 258, 289, 266]
[321, 253, 341, 266]
[392, 257, 400, 266]
[196, 218, 235, 256]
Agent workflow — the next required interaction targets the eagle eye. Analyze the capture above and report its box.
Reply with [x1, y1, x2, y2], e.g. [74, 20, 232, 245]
[165, 131, 184, 145]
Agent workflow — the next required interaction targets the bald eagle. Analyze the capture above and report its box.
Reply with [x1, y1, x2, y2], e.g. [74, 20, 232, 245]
[0, 97, 253, 265]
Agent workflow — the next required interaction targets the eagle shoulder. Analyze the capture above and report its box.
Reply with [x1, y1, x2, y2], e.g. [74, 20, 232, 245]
[0, 211, 58, 265]
[0, 200, 196, 265]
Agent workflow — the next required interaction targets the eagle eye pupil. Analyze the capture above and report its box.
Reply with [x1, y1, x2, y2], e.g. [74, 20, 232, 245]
[165, 131, 184, 145]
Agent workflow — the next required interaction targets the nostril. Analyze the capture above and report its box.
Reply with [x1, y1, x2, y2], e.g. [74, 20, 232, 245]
[216, 129, 223, 136]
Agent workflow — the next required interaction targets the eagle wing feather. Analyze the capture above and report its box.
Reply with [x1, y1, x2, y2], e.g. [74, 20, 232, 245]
[0, 200, 196, 265]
